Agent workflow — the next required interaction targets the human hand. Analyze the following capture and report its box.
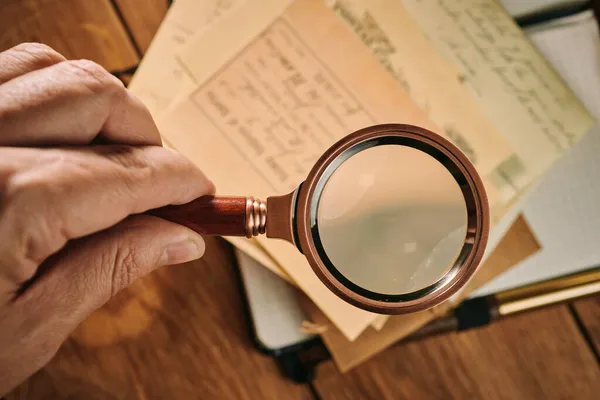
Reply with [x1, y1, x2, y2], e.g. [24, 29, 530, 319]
[0, 43, 215, 395]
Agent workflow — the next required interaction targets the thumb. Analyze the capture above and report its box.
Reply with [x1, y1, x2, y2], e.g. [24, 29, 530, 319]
[21, 214, 205, 324]
[2, 215, 205, 395]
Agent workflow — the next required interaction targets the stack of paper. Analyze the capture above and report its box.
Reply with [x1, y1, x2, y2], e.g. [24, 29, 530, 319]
[129, 0, 594, 370]
[475, 9, 600, 296]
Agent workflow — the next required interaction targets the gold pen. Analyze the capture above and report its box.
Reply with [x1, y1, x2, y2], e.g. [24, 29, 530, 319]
[405, 266, 600, 340]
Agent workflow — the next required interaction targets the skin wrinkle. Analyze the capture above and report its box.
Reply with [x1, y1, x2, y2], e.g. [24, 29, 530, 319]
[0, 78, 103, 144]
[0, 43, 66, 85]
[54, 60, 121, 139]
[13, 43, 63, 66]
[2, 196, 53, 283]
[49, 238, 105, 314]
[7, 148, 149, 279]
[63, 59, 125, 97]
[110, 237, 135, 298]
[0, 59, 160, 147]
[1, 146, 210, 287]
[0, 43, 214, 396]
[63, 60, 158, 146]
[0, 149, 188, 287]
[2, 63, 111, 115]
[6, 167, 70, 271]
[14, 154, 83, 273]
[103, 147, 159, 216]
[55, 150, 130, 234]
[0, 152, 86, 283]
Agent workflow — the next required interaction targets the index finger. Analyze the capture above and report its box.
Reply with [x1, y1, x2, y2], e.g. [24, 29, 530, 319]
[0, 145, 215, 285]
[0, 59, 161, 147]
[0, 43, 66, 84]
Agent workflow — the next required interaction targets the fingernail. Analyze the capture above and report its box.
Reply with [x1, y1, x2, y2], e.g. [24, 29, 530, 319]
[161, 235, 205, 266]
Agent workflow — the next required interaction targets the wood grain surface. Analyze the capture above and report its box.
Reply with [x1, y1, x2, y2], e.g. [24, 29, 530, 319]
[6, 238, 312, 400]
[0, 0, 138, 71]
[113, 0, 169, 53]
[300, 215, 541, 373]
[313, 306, 600, 400]
[2, 1, 600, 399]
[575, 298, 600, 357]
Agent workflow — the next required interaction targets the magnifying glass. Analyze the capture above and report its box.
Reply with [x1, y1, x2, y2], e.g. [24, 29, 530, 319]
[151, 124, 489, 314]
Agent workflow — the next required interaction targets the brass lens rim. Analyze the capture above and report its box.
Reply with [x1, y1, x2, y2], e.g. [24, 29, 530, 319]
[295, 124, 489, 314]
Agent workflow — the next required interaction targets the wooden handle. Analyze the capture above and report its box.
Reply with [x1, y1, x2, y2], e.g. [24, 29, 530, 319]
[148, 196, 266, 238]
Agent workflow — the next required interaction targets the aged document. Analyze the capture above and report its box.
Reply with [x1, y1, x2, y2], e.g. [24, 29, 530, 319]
[126, 0, 294, 281]
[371, 314, 388, 330]
[171, 0, 512, 330]
[294, 0, 593, 341]
[171, 0, 503, 297]
[174, 0, 294, 94]
[402, 0, 595, 206]
[325, 0, 515, 177]
[159, 0, 445, 340]
[128, 0, 245, 118]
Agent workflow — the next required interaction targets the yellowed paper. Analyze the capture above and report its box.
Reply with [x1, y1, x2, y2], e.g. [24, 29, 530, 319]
[170, 0, 495, 318]
[143, 0, 594, 341]
[371, 315, 388, 330]
[312, 0, 586, 337]
[128, 0, 245, 118]
[174, 0, 294, 91]
[325, 0, 515, 177]
[318, 0, 518, 331]
[126, 0, 295, 281]
[402, 0, 595, 205]
[159, 0, 449, 340]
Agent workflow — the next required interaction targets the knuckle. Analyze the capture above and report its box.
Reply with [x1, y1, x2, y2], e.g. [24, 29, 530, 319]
[161, 147, 214, 197]
[61, 59, 124, 96]
[10, 42, 65, 67]
[151, 146, 197, 176]
[11, 42, 55, 54]
[163, 146, 191, 166]
[5, 160, 53, 206]
[105, 145, 155, 193]
[151, 147, 185, 175]
[4, 251, 38, 284]
[3, 169, 68, 273]
[162, 148, 206, 195]
[106, 145, 152, 170]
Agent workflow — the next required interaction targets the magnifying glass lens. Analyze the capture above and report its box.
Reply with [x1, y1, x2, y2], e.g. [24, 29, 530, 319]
[316, 144, 468, 295]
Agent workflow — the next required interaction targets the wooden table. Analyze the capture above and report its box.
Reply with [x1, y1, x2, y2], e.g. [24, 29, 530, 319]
[2, 1, 600, 399]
